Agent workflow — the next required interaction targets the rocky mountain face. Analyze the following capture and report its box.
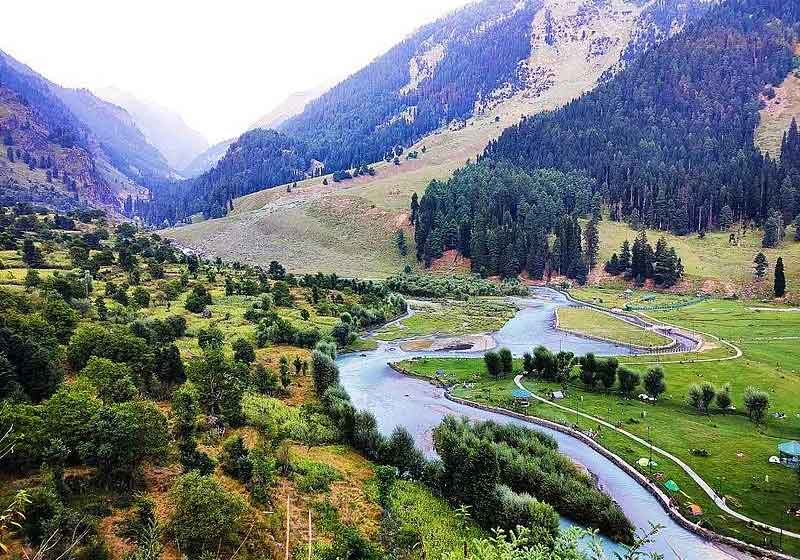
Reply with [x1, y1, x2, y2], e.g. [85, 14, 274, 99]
[0, 50, 151, 213]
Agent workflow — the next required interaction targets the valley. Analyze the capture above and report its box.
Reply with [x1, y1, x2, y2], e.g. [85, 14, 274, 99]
[2, 1, 800, 559]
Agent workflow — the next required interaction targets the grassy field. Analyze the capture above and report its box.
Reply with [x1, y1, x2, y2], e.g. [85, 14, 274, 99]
[595, 219, 800, 300]
[556, 307, 673, 348]
[390, 480, 484, 560]
[570, 286, 700, 311]
[374, 298, 516, 342]
[396, 298, 800, 556]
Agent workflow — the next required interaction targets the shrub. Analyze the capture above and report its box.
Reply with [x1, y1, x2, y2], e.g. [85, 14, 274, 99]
[292, 458, 340, 493]
[232, 338, 256, 364]
[498, 347, 513, 375]
[168, 472, 246, 553]
[312, 350, 339, 395]
[484, 351, 502, 378]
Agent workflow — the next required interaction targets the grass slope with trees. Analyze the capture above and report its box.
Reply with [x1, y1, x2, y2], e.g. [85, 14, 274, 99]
[0, 203, 666, 560]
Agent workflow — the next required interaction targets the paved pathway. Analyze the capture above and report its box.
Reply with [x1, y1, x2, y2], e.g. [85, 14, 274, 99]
[513, 374, 800, 542]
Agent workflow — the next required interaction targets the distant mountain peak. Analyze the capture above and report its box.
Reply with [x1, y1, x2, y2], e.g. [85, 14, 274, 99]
[95, 86, 209, 172]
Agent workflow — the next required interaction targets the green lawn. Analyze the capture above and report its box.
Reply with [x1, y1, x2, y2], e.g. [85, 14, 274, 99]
[374, 298, 516, 342]
[570, 286, 700, 311]
[395, 298, 800, 556]
[556, 307, 672, 348]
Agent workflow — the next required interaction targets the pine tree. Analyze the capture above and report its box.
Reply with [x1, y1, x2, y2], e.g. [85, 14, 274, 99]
[774, 256, 786, 297]
[584, 216, 599, 269]
[762, 210, 784, 248]
[718, 205, 734, 230]
[753, 252, 768, 279]
[619, 240, 631, 272]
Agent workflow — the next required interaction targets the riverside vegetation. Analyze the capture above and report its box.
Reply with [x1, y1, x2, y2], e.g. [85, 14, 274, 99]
[0, 204, 670, 560]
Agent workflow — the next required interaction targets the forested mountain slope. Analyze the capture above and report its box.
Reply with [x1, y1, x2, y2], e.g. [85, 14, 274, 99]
[158, 0, 711, 234]
[0, 50, 151, 213]
[484, 0, 800, 235]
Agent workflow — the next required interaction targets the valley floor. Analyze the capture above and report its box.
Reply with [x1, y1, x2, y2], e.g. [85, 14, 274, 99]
[397, 296, 800, 558]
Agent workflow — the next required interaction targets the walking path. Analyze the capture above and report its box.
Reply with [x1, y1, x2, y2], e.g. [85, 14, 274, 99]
[556, 289, 744, 365]
[513, 374, 800, 542]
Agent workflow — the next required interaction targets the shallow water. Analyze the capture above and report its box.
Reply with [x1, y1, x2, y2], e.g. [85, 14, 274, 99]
[336, 288, 747, 559]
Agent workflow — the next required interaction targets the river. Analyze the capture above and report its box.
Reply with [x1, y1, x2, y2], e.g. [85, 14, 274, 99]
[336, 289, 750, 559]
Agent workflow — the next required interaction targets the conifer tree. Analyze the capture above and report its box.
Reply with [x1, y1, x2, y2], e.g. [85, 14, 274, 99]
[753, 252, 768, 279]
[774, 257, 786, 297]
[584, 216, 599, 269]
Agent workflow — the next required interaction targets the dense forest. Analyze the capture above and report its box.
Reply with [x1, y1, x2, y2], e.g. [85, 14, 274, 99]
[136, 129, 315, 224]
[280, 0, 537, 172]
[485, 0, 800, 234]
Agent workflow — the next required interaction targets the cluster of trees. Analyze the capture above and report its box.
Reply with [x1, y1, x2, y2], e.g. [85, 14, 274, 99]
[686, 383, 770, 422]
[412, 162, 600, 280]
[485, 0, 800, 236]
[386, 270, 527, 298]
[433, 417, 635, 543]
[605, 232, 684, 287]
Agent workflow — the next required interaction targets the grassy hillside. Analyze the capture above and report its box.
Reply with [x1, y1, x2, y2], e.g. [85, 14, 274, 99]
[596, 219, 800, 300]
[755, 44, 800, 157]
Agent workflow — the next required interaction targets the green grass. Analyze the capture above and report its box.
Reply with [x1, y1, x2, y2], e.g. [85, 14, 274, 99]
[374, 298, 515, 341]
[570, 286, 699, 311]
[556, 307, 673, 348]
[596, 220, 800, 302]
[396, 298, 800, 556]
[390, 480, 484, 560]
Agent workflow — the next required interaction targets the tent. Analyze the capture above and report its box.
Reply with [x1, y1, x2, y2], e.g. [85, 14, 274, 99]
[778, 441, 800, 462]
[511, 388, 532, 399]
[664, 480, 680, 493]
[638, 458, 657, 468]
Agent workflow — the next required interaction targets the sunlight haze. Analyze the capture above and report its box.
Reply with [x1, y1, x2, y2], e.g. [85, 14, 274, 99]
[2, 0, 471, 143]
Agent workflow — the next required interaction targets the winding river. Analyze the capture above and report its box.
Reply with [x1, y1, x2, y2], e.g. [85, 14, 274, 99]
[336, 289, 749, 560]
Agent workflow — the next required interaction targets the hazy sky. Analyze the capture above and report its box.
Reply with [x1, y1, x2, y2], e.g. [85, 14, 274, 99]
[2, 0, 471, 144]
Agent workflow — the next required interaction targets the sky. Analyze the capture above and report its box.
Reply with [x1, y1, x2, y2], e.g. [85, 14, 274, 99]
[2, 0, 471, 144]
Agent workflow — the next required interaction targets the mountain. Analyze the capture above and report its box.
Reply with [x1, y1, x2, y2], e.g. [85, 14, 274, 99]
[0, 49, 155, 212]
[248, 86, 327, 131]
[163, 0, 715, 276]
[180, 138, 235, 179]
[151, 0, 713, 226]
[414, 0, 800, 276]
[139, 129, 316, 224]
[180, 86, 327, 179]
[96, 86, 208, 172]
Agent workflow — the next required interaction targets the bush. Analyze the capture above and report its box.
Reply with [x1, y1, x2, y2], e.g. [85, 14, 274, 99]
[312, 350, 339, 395]
[219, 435, 252, 482]
[232, 338, 256, 364]
[292, 458, 341, 493]
[484, 351, 502, 378]
[169, 472, 246, 553]
[197, 326, 224, 350]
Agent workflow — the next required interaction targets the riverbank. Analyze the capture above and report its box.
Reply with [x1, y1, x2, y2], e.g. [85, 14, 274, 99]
[388, 361, 794, 560]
